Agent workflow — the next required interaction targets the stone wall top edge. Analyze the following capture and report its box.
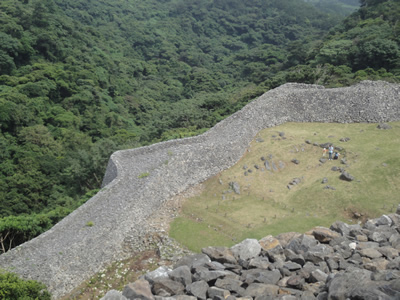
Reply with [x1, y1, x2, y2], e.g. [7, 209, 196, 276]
[103, 80, 400, 189]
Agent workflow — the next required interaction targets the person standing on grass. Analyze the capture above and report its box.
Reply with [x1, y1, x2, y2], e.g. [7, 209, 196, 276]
[334, 152, 340, 160]
[328, 144, 334, 160]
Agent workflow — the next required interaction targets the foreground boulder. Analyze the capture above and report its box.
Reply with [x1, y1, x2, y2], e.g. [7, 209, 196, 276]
[103, 207, 400, 300]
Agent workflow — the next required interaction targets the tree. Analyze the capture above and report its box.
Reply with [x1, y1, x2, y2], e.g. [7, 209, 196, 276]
[0, 51, 16, 74]
[352, 38, 400, 70]
[0, 214, 52, 253]
[0, 269, 51, 299]
[316, 40, 354, 66]
[360, 0, 386, 7]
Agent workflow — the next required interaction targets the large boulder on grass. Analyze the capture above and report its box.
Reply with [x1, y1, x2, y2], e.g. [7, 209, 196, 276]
[229, 181, 241, 194]
[340, 171, 355, 181]
[377, 123, 392, 130]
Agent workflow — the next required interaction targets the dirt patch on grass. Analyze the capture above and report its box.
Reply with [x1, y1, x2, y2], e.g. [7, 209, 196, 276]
[343, 205, 370, 224]
[61, 250, 165, 300]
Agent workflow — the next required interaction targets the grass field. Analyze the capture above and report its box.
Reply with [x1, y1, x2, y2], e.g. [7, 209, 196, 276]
[169, 121, 400, 252]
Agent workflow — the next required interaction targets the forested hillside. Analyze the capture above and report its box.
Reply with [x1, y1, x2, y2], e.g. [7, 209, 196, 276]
[304, 0, 359, 16]
[271, 0, 400, 85]
[0, 0, 399, 253]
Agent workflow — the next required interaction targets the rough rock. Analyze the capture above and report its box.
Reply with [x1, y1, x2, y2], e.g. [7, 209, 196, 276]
[100, 207, 400, 300]
[152, 278, 185, 296]
[377, 123, 392, 130]
[185, 281, 208, 300]
[101, 290, 128, 300]
[306, 227, 341, 243]
[168, 266, 192, 286]
[145, 267, 172, 284]
[231, 239, 262, 261]
[340, 171, 355, 181]
[229, 182, 241, 194]
[123, 278, 155, 300]
[174, 253, 211, 269]
[244, 283, 279, 298]
[201, 247, 237, 264]
[208, 286, 231, 299]
[259, 235, 282, 251]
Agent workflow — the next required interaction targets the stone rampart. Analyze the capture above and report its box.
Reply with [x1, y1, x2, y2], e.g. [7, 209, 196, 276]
[0, 81, 399, 299]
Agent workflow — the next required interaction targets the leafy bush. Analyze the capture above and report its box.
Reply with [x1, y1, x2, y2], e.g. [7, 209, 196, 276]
[0, 214, 52, 254]
[0, 270, 51, 300]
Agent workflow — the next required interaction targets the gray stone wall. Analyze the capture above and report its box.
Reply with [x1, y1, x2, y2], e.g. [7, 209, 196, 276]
[0, 81, 399, 299]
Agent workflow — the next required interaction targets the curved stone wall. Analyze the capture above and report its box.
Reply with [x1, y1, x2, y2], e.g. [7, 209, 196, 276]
[0, 81, 399, 299]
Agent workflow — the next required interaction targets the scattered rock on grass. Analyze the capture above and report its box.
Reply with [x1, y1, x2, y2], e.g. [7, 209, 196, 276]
[287, 178, 302, 189]
[229, 182, 241, 194]
[324, 185, 336, 190]
[340, 171, 355, 182]
[377, 123, 392, 130]
[291, 159, 300, 165]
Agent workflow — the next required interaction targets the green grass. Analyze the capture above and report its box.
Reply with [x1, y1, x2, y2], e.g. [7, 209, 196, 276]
[138, 172, 150, 178]
[169, 122, 400, 252]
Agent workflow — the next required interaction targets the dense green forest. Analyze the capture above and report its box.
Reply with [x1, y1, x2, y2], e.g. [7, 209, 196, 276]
[304, 0, 360, 16]
[0, 0, 399, 253]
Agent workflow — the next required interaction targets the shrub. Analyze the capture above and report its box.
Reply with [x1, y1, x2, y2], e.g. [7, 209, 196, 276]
[0, 269, 51, 300]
